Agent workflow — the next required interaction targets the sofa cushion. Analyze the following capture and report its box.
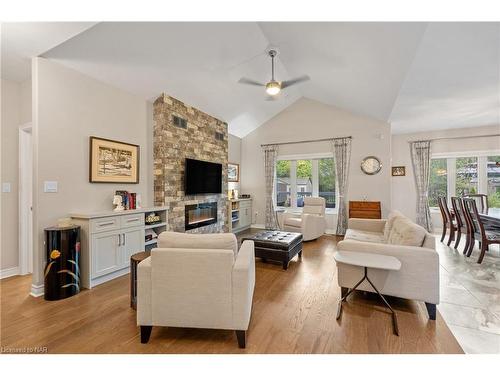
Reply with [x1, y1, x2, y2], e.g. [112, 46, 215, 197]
[284, 217, 302, 228]
[387, 217, 426, 247]
[344, 229, 386, 244]
[157, 231, 238, 257]
[383, 210, 404, 240]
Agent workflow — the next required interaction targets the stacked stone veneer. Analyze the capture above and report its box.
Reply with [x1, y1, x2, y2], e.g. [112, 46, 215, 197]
[153, 93, 228, 233]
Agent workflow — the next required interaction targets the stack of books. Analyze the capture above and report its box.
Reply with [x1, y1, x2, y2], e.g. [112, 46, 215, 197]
[115, 190, 138, 210]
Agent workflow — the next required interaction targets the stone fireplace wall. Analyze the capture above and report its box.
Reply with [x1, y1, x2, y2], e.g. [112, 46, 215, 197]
[153, 93, 228, 233]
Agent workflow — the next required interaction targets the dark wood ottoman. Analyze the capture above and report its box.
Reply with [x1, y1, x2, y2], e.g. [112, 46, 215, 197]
[241, 231, 303, 270]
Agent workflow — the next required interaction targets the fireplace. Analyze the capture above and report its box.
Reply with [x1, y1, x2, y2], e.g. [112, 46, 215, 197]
[185, 202, 218, 230]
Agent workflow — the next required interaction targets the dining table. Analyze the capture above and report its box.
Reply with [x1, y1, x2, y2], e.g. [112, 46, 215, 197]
[479, 210, 500, 233]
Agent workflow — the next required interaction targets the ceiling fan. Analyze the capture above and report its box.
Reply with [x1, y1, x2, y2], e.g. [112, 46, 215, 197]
[238, 49, 310, 99]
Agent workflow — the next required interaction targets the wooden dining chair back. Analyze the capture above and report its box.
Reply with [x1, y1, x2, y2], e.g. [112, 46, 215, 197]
[438, 197, 456, 246]
[450, 197, 468, 250]
[463, 198, 499, 264]
[459, 198, 475, 255]
[437, 197, 448, 243]
[464, 194, 489, 215]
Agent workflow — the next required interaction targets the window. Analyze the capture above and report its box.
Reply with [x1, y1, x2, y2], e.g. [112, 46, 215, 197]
[428, 153, 500, 210]
[276, 160, 291, 207]
[296, 160, 312, 207]
[456, 157, 478, 196]
[487, 156, 500, 209]
[275, 156, 336, 210]
[429, 158, 447, 207]
[319, 158, 335, 208]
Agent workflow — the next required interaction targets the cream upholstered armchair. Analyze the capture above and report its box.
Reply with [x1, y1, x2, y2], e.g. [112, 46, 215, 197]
[137, 232, 255, 348]
[282, 197, 327, 241]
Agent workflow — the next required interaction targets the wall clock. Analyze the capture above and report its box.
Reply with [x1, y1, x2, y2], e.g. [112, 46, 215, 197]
[361, 156, 382, 175]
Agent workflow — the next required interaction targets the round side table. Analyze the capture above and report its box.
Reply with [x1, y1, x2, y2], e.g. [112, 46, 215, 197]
[130, 250, 151, 310]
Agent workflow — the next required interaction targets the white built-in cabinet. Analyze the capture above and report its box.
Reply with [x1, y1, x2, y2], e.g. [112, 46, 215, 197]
[71, 207, 168, 288]
[228, 198, 252, 233]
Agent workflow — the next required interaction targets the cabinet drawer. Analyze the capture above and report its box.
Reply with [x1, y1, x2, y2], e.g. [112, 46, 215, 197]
[120, 213, 144, 228]
[91, 217, 120, 233]
[239, 200, 252, 208]
[349, 201, 380, 210]
[349, 210, 381, 219]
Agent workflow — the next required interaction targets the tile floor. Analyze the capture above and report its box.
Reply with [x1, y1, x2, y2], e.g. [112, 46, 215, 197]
[436, 237, 500, 354]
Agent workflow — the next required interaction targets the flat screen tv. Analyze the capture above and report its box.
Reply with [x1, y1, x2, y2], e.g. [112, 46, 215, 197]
[185, 158, 222, 195]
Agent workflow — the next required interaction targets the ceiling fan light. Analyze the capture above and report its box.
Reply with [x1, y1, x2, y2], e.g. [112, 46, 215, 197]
[266, 81, 281, 96]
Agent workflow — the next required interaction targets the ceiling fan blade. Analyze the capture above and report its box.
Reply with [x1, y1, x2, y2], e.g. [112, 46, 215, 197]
[238, 77, 266, 87]
[281, 75, 310, 89]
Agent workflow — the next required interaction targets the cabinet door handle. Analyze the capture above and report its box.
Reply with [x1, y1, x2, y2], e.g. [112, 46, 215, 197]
[118, 234, 121, 246]
[122, 233, 126, 246]
[127, 217, 139, 222]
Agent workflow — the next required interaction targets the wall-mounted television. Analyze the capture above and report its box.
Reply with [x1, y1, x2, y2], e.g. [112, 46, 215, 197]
[185, 158, 222, 195]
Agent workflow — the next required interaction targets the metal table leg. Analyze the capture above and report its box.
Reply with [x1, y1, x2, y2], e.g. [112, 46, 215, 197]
[336, 266, 399, 336]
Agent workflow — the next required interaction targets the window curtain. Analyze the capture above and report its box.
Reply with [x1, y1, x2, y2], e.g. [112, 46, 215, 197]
[263, 145, 279, 229]
[410, 140, 433, 232]
[333, 137, 352, 235]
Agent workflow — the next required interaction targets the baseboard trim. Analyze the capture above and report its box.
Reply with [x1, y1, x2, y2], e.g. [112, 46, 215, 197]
[0, 266, 19, 279]
[30, 284, 44, 298]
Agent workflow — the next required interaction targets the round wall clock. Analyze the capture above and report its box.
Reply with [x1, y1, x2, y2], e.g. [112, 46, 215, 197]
[361, 156, 382, 175]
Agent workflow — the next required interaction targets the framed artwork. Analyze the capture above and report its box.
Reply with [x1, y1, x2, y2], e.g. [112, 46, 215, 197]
[228, 163, 239, 182]
[89, 136, 139, 183]
[392, 166, 406, 177]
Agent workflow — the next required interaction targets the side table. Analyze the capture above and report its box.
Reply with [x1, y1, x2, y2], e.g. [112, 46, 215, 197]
[333, 251, 402, 335]
[130, 250, 151, 310]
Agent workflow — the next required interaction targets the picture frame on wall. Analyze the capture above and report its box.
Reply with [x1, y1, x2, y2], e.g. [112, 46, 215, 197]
[391, 166, 406, 177]
[89, 136, 140, 183]
[228, 163, 239, 182]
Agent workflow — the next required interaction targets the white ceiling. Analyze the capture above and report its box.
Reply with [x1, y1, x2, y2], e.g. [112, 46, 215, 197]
[2, 22, 499, 137]
[1, 22, 97, 82]
[389, 22, 500, 134]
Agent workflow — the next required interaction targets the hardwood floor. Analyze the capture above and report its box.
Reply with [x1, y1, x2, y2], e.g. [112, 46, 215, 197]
[0, 233, 463, 354]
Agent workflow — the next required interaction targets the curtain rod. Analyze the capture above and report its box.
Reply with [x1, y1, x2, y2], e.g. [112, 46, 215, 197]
[408, 133, 500, 143]
[261, 136, 352, 147]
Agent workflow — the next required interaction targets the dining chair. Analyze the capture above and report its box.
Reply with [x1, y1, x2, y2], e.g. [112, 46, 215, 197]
[464, 194, 489, 215]
[438, 197, 456, 246]
[463, 198, 500, 264]
[437, 197, 449, 243]
[459, 198, 475, 256]
[450, 197, 470, 251]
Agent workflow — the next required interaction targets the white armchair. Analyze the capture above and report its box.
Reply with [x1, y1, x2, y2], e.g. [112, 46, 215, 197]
[137, 231, 255, 348]
[282, 197, 327, 241]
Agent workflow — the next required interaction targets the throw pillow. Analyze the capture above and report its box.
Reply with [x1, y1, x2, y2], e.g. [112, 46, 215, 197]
[387, 217, 426, 247]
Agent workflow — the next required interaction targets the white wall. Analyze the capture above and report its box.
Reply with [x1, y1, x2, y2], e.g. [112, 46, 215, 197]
[240, 97, 392, 229]
[391, 124, 500, 229]
[228, 134, 241, 194]
[1, 78, 31, 274]
[31, 58, 151, 289]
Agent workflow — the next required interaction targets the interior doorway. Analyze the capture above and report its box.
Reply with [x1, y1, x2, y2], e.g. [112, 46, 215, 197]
[19, 123, 33, 275]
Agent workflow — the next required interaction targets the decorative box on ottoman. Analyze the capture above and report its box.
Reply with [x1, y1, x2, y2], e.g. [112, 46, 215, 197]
[241, 231, 303, 270]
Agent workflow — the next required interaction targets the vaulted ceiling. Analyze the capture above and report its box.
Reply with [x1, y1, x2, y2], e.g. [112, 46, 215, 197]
[2, 22, 498, 137]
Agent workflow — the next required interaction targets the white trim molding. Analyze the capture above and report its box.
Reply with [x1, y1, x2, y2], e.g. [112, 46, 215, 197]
[30, 284, 44, 298]
[0, 266, 19, 279]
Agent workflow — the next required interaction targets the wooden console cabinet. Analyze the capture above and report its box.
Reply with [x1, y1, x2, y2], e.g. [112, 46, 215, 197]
[349, 201, 381, 219]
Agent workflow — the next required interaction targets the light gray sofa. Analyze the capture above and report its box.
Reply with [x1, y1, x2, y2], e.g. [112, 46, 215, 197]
[336, 211, 439, 319]
[137, 232, 255, 348]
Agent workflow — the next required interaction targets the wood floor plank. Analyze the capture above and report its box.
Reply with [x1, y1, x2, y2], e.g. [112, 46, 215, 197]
[0, 232, 463, 354]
